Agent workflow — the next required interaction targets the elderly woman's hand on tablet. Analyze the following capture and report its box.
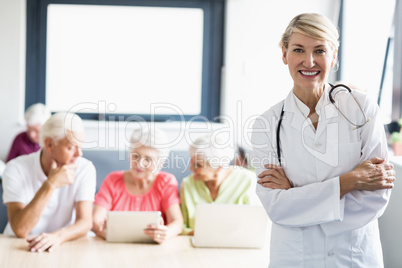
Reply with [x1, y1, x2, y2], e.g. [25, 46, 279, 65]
[144, 224, 168, 244]
[144, 206, 183, 244]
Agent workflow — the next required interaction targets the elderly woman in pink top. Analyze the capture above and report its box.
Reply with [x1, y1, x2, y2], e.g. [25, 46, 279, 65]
[92, 128, 183, 244]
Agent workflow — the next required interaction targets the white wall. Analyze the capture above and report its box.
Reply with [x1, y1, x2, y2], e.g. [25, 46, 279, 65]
[0, 0, 26, 161]
[223, 0, 337, 148]
[341, 0, 395, 122]
[0, 0, 337, 160]
[381, 157, 402, 267]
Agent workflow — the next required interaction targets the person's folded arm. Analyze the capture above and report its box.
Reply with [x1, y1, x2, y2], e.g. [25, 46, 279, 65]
[7, 180, 56, 238]
[321, 98, 393, 236]
[251, 115, 345, 228]
[5, 161, 78, 238]
[253, 107, 389, 233]
[255, 173, 344, 228]
[27, 200, 93, 252]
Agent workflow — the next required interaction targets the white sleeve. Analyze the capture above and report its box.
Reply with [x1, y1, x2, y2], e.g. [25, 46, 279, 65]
[321, 97, 390, 236]
[2, 161, 27, 204]
[251, 115, 344, 228]
[74, 159, 97, 202]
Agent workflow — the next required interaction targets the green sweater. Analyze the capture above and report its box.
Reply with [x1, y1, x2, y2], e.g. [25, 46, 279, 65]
[180, 167, 257, 235]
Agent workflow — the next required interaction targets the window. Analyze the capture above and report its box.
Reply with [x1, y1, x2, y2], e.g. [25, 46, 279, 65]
[340, 0, 396, 123]
[392, 0, 402, 122]
[26, 0, 224, 121]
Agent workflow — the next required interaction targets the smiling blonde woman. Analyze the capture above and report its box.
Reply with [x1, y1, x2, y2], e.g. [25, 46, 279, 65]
[251, 13, 394, 267]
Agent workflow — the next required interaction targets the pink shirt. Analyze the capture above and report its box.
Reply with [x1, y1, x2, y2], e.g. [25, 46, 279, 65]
[94, 171, 180, 222]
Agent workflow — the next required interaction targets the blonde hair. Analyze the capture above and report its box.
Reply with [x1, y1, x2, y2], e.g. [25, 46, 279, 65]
[280, 13, 339, 51]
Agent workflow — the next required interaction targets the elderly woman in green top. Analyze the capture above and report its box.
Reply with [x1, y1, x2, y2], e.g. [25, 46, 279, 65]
[180, 134, 259, 235]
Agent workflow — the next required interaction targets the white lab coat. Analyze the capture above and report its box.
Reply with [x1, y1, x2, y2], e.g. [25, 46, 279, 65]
[251, 84, 390, 268]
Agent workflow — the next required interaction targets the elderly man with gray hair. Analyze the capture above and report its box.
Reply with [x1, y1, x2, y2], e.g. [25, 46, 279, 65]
[2, 112, 96, 252]
[180, 133, 259, 235]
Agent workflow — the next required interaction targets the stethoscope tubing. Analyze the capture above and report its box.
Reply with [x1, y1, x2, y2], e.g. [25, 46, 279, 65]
[276, 83, 370, 166]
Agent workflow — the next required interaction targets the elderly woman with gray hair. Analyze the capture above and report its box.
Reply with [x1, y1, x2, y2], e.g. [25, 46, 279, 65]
[180, 134, 258, 235]
[92, 128, 183, 244]
[6, 103, 51, 162]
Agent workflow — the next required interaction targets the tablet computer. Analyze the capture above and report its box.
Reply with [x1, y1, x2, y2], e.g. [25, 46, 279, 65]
[106, 211, 161, 243]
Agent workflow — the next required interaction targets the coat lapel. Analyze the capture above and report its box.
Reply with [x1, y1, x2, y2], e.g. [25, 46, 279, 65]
[315, 85, 339, 139]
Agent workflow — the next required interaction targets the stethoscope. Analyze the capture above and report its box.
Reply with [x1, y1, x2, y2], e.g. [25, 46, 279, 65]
[276, 83, 371, 166]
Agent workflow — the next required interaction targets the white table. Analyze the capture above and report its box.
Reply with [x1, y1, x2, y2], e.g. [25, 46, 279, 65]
[0, 235, 270, 268]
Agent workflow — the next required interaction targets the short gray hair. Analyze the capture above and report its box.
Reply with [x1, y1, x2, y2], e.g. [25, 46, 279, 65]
[25, 103, 51, 126]
[129, 128, 170, 159]
[189, 134, 235, 169]
[39, 112, 85, 147]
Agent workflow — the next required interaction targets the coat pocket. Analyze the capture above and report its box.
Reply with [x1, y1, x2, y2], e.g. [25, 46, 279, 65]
[270, 223, 303, 267]
[350, 221, 383, 268]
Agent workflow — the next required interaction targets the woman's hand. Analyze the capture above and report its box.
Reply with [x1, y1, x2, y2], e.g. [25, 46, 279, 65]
[144, 217, 168, 244]
[144, 205, 183, 244]
[340, 157, 395, 196]
[187, 230, 194, 236]
[257, 164, 292, 190]
[92, 218, 107, 240]
[92, 205, 107, 240]
[27, 232, 62, 253]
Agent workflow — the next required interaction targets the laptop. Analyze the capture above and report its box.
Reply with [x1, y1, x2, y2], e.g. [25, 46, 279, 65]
[191, 204, 269, 249]
[106, 211, 161, 243]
